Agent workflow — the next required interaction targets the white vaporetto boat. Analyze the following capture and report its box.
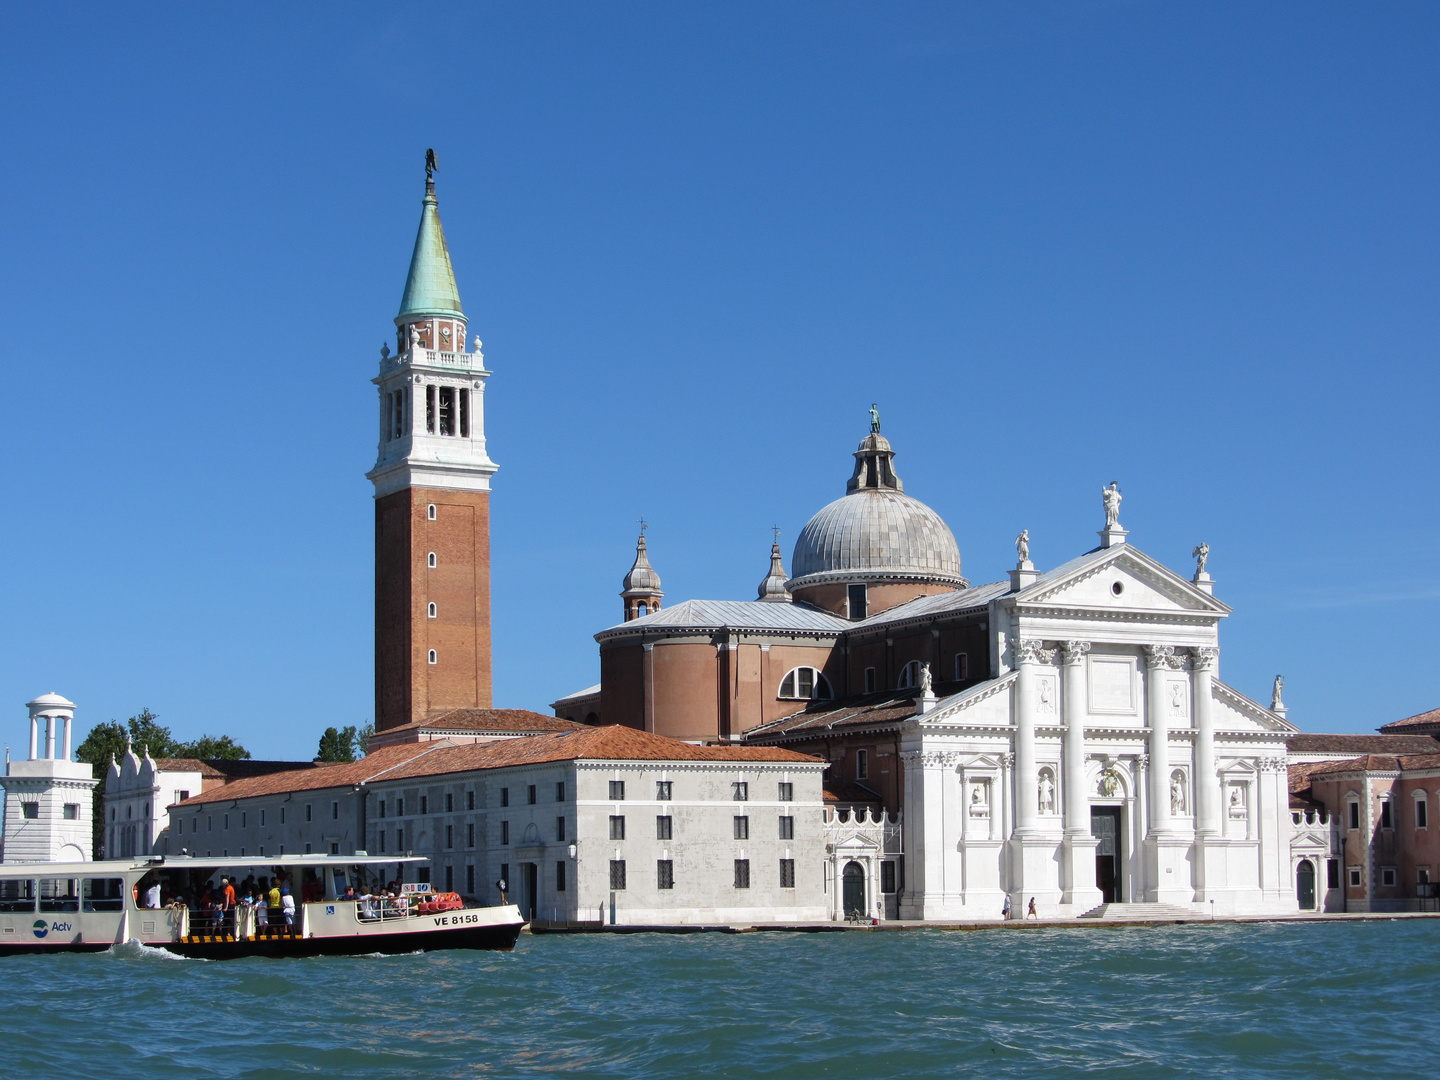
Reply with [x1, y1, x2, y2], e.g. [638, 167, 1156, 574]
[0, 854, 525, 959]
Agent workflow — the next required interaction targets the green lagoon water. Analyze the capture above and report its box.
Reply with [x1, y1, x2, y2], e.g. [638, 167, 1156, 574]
[2, 921, 1430, 1077]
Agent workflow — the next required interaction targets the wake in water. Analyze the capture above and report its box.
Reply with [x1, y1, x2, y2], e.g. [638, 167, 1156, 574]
[107, 939, 205, 962]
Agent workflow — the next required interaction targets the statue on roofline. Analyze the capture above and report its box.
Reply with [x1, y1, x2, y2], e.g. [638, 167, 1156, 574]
[1016, 529, 1030, 564]
[1192, 541, 1209, 575]
[1272, 675, 1284, 711]
[1102, 481, 1122, 528]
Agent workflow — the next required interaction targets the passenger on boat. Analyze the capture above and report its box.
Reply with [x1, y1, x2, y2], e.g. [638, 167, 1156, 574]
[144, 880, 161, 909]
[255, 889, 268, 927]
[222, 877, 237, 931]
[281, 887, 296, 927]
[267, 878, 282, 922]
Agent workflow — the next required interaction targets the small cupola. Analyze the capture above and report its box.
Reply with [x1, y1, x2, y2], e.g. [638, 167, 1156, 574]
[846, 405, 904, 494]
[621, 525, 663, 621]
[756, 532, 792, 603]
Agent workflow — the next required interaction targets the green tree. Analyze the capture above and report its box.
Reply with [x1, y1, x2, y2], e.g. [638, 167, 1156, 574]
[316, 726, 359, 763]
[179, 734, 250, 760]
[357, 723, 374, 756]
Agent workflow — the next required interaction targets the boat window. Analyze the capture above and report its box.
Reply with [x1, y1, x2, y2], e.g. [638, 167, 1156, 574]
[83, 878, 126, 912]
[0, 879, 35, 913]
[39, 878, 80, 913]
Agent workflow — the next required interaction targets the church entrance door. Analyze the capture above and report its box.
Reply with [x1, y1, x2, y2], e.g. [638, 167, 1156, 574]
[1296, 859, 1316, 910]
[842, 861, 865, 919]
[1092, 807, 1122, 903]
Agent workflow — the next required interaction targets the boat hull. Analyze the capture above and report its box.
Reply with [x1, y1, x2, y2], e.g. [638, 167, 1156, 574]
[163, 919, 524, 959]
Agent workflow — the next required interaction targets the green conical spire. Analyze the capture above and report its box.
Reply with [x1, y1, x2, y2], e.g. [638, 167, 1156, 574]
[396, 163, 464, 324]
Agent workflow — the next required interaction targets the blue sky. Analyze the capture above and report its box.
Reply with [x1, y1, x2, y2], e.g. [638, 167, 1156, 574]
[0, 3, 1435, 757]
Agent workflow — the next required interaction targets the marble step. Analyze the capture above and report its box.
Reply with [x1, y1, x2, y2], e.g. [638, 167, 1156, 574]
[1077, 902, 1203, 920]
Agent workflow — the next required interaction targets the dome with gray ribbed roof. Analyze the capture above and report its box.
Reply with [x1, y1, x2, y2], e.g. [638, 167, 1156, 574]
[788, 425, 963, 591]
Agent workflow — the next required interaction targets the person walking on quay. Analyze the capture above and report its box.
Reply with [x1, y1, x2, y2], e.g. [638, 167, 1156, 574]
[1026, 898, 1038, 921]
[1002, 895, 1012, 920]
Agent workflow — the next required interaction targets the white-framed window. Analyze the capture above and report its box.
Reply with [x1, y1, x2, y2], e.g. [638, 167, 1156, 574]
[1347, 866, 1362, 887]
[427, 552, 437, 568]
[62, 803, 79, 820]
[779, 666, 832, 701]
[1347, 798, 1360, 831]
[427, 504, 437, 520]
[1380, 799, 1393, 829]
[856, 749, 869, 780]
[897, 660, 921, 689]
[954, 652, 968, 681]
[1416, 792, 1429, 829]
[428, 649, 437, 665]
[428, 602, 437, 618]
[1381, 867, 1397, 887]
[864, 667, 876, 694]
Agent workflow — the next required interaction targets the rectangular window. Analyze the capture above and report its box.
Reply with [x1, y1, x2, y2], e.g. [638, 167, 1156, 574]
[656, 780, 672, 801]
[259, 809, 266, 826]
[609, 781, 626, 801]
[501, 788, 509, 807]
[1381, 867, 1397, 887]
[330, 842, 340, 856]
[420, 796, 429, 815]
[734, 859, 751, 889]
[882, 861, 898, 894]
[0, 879, 36, 913]
[39, 879, 79, 913]
[1419, 867, 1431, 886]
[426, 384, 436, 433]
[779, 859, 795, 889]
[500, 863, 509, 890]
[305, 804, 312, 823]
[528, 785, 537, 805]
[437, 386, 455, 436]
[394, 798, 402, 817]
[446, 825, 454, 849]
[82, 878, 124, 912]
[467, 823, 475, 847]
[610, 861, 627, 891]
[1418, 798, 1429, 829]
[1348, 801, 1359, 830]
[656, 815, 672, 840]
[955, 652, 969, 681]
[1380, 801, 1393, 829]
[733, 782, 749, 802]
[857, 749, 869, 781]
[459, 388, 470, 438]
[223, 814, 229, 830]
[1327, 859, 1340, 889]
[467, 790, 475, 811]
[556, 782, 566, 802]
[240, 811, 246, 828]
[395, 830, 402, 852]
[557, 817, 566, 842]
[1348, 867, 1362, 888]
[864, 667, 876, 693]
[63, 803, 80, 820]
[733, 816, 749, 840]
[657, 860, 674, 890]
[778, 815, 794, 840]
[501, 821, 510, 845]
[379, 831, 386, 854]
[778, 782, 793, 802]
[847, 583, 868, 620]
[610, 815, 626, 840]
[556, 861, 567, 892]
[467, 865, 476, 894]
[445, 793, 454, 813]
[444, 866, 454, 892]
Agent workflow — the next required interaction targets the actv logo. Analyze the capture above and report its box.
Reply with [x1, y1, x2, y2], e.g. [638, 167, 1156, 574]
[32, 919, 48, 939]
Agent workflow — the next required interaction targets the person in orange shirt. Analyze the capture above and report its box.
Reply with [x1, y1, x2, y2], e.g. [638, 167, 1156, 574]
[221, 877, 237, 934]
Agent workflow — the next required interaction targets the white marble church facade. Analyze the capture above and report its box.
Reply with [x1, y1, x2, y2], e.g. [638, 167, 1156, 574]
[899, 519, 1297, 920]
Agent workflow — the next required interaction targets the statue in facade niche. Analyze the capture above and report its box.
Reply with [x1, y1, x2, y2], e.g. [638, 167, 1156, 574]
[1170, 772, 1186, 815]
[1192, 541, 1209, 575]
[1102, 482, 1122, 527]
[1038, 772, 1055, 813]
[1098, 768, 1120, 797]
[1272, 675, 1285, 710]
[1015, 529, 1030, 563]
[918, 662, 933, 697]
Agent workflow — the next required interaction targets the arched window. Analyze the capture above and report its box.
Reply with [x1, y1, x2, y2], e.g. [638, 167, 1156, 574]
[428, 552, 437, 568]
[427, 504, 437, 521]
[779, 666, 832, 701]
[897, 660, 922, 689]
[428, 649, 437, 665]
[637, 602, 648, 616]
[428, 602, 437, 619]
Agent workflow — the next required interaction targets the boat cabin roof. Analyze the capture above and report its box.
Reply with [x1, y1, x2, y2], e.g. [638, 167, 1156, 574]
[0, 854, 426, 876]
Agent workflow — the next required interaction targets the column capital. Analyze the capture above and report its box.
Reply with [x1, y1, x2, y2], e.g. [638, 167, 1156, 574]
[1143, 644, 1185, 670]
[1191, 646, 1219, 671]
[1061, 640, 1092, 665]
[1011, 637, 1055, 665]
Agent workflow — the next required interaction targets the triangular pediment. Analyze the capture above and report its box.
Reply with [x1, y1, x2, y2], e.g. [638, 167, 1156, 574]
[1016, 544, 1231, 616]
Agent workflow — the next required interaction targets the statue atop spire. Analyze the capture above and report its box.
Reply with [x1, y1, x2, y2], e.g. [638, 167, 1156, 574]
[869, 403, 881, 434]
[425, 148, 438, 181]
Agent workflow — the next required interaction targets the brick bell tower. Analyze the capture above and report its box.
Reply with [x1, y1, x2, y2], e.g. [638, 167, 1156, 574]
[368, 150, 497, 732]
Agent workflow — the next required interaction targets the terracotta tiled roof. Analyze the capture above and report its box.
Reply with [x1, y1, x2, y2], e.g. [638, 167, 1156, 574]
[371, 725, 822, 783]
[1306, 753, 1440, 777]
[172, 744, 440, 807]
[1379, 707, 1440, 733]
[1286, 733, 1440, 755]
[154, 759, 318, 780]
[173, 728, 820, 805]
[744, 693, 921, 740]
[383, 709, 584, 736]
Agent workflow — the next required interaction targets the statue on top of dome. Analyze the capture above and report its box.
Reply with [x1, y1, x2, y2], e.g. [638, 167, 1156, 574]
[869, 403, 880, 434]
[1102, 481, 1122, 527]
